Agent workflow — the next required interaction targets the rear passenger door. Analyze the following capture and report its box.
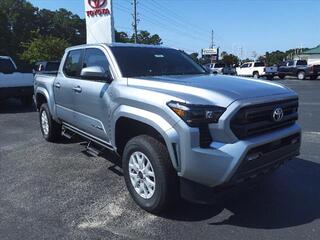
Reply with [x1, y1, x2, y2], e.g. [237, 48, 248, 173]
[54, 49, 84, 125]
[72, 47, 112, 142]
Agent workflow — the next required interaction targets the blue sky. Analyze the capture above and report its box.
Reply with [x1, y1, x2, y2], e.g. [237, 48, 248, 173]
[29, 0, 320, 58]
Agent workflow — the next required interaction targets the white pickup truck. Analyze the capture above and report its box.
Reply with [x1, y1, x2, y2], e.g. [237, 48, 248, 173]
[0, 56, 34, 105]
[236, 61, 278, 80]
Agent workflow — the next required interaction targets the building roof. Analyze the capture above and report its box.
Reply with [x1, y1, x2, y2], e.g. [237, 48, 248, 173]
[302, 45, 320, 55]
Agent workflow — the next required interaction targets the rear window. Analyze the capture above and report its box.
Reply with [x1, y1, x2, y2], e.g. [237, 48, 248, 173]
[297, 60, 307, 66]
[46, 62, 60, 71]
[254, 62, 265, 67]
[0, 58, 16, 73]
[214, 63, 225, 68]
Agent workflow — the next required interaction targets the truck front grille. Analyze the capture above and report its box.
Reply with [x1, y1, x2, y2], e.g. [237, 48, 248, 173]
[230, 98, 298, 139]
[199, 124, 212, 148]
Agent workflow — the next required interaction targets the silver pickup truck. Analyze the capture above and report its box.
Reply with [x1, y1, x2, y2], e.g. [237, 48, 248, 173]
[34, 43, 301, 213]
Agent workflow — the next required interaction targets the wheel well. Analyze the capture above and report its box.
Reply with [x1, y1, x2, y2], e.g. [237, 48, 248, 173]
[115, 117, 166, 155]
[253, 71, 259, 75]
[36, 93, 47, 110]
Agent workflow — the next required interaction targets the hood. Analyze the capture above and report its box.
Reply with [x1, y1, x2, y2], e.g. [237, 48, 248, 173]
[128, 74, 293, 108]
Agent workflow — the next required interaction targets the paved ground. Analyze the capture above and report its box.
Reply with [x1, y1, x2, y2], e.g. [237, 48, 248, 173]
[1, 79, 320, 240]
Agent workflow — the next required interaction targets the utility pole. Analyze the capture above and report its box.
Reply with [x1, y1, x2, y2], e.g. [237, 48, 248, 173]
[211, 30, 214, 49]
[132, 0, 138, 43]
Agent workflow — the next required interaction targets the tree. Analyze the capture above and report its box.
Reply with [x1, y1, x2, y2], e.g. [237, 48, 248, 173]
[131, 31, 162, 45]
[221, 53, 240, 66]
[189, 52, 199, 63]
[115, 30, 130, 43]
[21, 36, 69, 63]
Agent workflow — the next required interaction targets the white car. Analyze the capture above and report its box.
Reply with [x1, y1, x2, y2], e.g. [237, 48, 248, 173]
[236, 61, 266, 78]
[205, 62, 226, 74]
[0, 56, 34, 105]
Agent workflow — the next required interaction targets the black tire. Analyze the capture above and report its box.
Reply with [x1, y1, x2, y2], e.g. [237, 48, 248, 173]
[278, 74, 286, 79]
[266, 75, 274, 80]
[310, 75, 318, 80]
[39, 103, 61, 142]
[20, 96, 33, 106]
[123, 135, 179, 213]
[297, 71, 305, 80]
[253, 71, 259, 79]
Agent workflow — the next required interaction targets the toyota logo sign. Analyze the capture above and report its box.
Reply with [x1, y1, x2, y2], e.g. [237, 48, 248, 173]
[88, 0, 106, 9]
[272, 107, 284, 122]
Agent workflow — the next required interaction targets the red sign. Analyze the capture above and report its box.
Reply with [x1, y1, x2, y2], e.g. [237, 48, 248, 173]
[88, 0, 106, 9]
[86, 0, 110, 17]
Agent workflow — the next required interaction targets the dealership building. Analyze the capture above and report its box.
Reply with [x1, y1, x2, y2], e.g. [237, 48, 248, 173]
[298, 45, 320, 65]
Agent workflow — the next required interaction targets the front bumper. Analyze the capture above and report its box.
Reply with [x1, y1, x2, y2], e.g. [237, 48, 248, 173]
[179, 125, 301, 203]
[177, 123, 301, 188]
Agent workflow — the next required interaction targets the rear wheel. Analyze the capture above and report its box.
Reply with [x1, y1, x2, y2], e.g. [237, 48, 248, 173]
[253, 72, 259, 79]
[278, 74, 286, 79]
[123, 135, 179, 213]
[310, 75, 318, 80]
[39, 103, 61, 142]
[266, 75, 274, 80]
[297, 71, 306, 80]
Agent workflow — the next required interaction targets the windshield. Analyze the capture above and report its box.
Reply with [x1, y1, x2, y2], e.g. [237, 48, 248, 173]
[46, 62, 60, 71]
[110, 46, 207, 77]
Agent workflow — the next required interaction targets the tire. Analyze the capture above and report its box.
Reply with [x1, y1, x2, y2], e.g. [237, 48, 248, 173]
[278, 74, 286, 80]
[253, 72, 259, 79]
[297, 71, 305, 80]
[310, 75, 318, 80]
[123, 135, 179, 214]
[20, 96, 33, 106]
[39, 103, 61, 142]
[266, 75, 274, 80]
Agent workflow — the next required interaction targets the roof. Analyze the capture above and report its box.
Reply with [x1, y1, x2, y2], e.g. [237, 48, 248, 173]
[302, 45, 320, 55]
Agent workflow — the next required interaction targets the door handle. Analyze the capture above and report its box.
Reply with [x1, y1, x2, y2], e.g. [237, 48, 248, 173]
[72, 86, 82, 93]
[54, 82, 61, 88]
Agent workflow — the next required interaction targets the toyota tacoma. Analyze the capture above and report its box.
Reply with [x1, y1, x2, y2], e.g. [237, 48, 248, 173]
[34, 43, 301, 213]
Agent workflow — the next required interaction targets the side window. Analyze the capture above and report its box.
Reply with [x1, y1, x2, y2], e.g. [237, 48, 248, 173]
[63, 50, 84, 78]
[241, 63, 249, 68]
[254, 62, 265, 67]
[83, 48, 109, 73]
[297, 60, 307, 66]
[288, 61, 294, 67]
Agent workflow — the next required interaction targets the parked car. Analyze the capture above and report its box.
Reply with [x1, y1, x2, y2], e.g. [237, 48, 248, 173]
[278, 60, 320, 80]
[236, 61, 266, 78]
[34, 43, 301, 213]
[205, 62, 226, 74]
[33, 61, 60, 76]
[222, 65, 236, 75]
[0, 56, 34, 105]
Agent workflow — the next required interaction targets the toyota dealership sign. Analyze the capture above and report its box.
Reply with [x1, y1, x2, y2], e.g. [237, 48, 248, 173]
[85, 0, 115, 44]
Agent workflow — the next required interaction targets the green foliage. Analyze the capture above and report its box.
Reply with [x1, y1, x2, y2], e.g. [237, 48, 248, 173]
[221, 52, 240, 65]
[116, 30, 162, 45]
[189, 52, 199, 63]
[21, 36, 69, 63]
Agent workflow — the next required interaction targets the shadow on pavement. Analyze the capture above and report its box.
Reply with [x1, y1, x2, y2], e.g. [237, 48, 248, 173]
[0, 99, 36, 114]
[162, 158, 320, 229]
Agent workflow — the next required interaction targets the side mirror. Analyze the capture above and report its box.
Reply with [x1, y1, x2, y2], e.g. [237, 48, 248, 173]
[80, 66, 112, 82]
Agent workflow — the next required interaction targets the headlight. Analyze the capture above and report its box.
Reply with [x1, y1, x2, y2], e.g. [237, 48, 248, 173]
[167, 101, 226, 127]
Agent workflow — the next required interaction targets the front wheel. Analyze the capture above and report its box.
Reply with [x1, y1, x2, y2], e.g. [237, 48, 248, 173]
[39, 103, 61, 142]
[278, 74, 286, 79]
[123, 135, 179, 213]
[266, 75, 274, 80]
[310, 75, 318, 80]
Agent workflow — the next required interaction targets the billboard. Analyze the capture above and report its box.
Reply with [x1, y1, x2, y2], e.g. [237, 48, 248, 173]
[85, 0, 115, 44]
[202, 48, 218, 56]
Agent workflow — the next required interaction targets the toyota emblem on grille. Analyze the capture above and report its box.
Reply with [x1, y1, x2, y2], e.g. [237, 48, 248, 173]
[273, 107, 284, 122]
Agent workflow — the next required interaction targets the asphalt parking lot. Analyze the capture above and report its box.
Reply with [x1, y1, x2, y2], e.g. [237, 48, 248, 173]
[1, 78, 320, 240]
